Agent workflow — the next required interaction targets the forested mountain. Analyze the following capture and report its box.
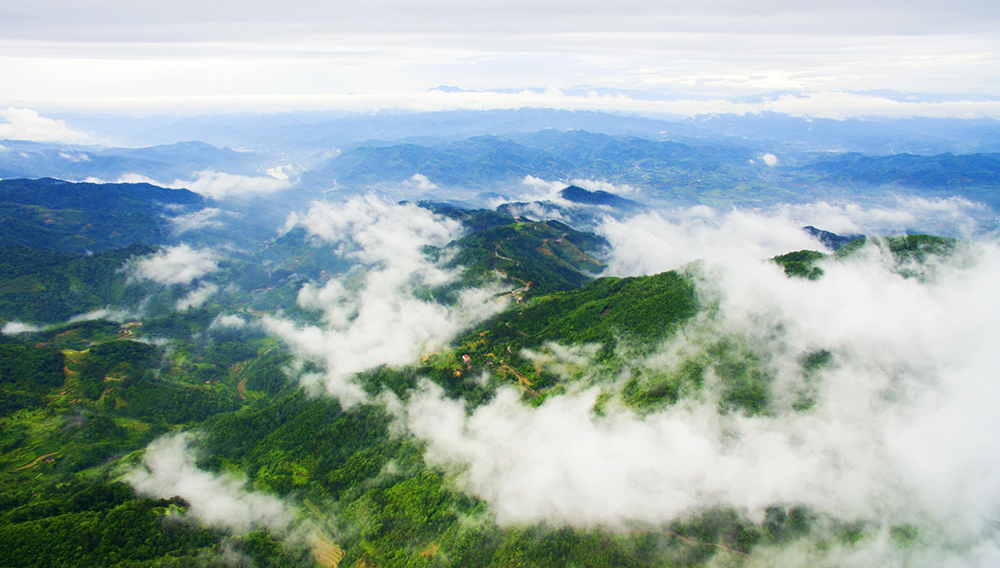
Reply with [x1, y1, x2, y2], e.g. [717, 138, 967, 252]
[3, 166, 982, 567]
[1, 91, 998, 568]
[0, 141, 266, 183]
[0, 178, 205, 253]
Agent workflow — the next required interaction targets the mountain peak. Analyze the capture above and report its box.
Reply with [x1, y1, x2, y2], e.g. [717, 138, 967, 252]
[558, 185, 644, 211]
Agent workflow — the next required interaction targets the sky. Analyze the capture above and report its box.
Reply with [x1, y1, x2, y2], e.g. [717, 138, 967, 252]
[1, 1, 999, 117]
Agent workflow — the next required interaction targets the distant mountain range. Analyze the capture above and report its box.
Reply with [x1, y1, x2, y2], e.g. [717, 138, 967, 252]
[4, 110, 1000, 214]
[53, 108, 1000, 156]
[0, 140, 266, 184]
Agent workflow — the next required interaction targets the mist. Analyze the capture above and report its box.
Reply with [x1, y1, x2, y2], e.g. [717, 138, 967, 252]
[263, 196, 508, 405]
[125, 433, 293, 534]
[398, 204, 1000, 566]
[130, 244, 220, 286]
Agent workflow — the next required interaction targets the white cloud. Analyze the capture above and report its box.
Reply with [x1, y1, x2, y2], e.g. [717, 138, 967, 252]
[514, 176, 640, 204]
[761, 153, 779, 167]
[777, 197, 988, 240]
[58, 151, 89, 162]
[67, 308, 129, 323]
[125, 433, 293, 534]
[265, 196, 507, 406]
[168, 207, 225, 234]
[131, 244, 220, 286]
[113, 173, 161, 184]
[518, 175, 567, 201]
[598, 199, 990, 277]
[0, 107, 89, 143]
[1, 321, 46, 334]
[176, 282, 219, 310]
[210, 314, 248, 329]
[569, 178, 639, 195]
[174, 170, 290, 200]
[598, 207, 821, 277]
[410, 173, 437, 191]
[403, 204, 1000, 565]
[266, 165, 291, 180]
[8, 88, 1000, 120]
[87, 172, 287, 202]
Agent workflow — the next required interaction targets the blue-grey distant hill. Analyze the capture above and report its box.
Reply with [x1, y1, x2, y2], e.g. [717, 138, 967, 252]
[559, 185, 645, 212]
[802, 152, 1000, 188]
[301, 131, 766, 202]
[54, 108, 1000, 156]
[0, 140, 265, 184]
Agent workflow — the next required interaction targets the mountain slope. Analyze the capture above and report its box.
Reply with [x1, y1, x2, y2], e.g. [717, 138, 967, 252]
[0, 178, 205, 253]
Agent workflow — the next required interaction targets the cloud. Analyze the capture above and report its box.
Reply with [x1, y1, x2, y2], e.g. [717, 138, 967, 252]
[569, 178, 639, 195]
[1, 321, 47, 334]
[403, 203, 1000, 565]
[210, 314, 248, 329]
[515, 176, 639, 203]
[777, 197, 988, 240]
[168, 207, 226, 234]
[58, 151, 90, 162]
[265, 196, 507, 406]
[410, 173, 438, 191]
[176, 282, 219, 311]
[131, 244, 220, 286]
[0, 108, 90, 143]
[67, 308, 129, 323]
[111, 173, 161, 184]
[597, 199, 990, 277]
[174, 170, 291, 200]
[8, 88, 1000, 120]
[518, 175, 567, 201]
[88, 172, 288, 202]
[761, 153, 779, 167]
[125, 433, 293, 533]
[598, 207, 821, 277]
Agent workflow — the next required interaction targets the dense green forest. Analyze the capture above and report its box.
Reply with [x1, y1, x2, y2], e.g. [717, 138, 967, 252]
[0, 185, 965, 567]
[0, 178, 205, 254]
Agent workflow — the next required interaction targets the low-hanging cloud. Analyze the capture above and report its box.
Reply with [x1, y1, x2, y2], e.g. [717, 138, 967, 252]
[410, 173, 437, 191]
[168, 207, 226, 234]
[67, 307, 129, 323]
[598, 198, 990, 277]
[265, 196, 507, 406]
[131, 244, 220, 286]
[210, 313, 248, 329]
[0, 108, 90, 144]
[174, 170, 291, 200]
[99, 171, 291, 201]
[778, 196, 989, 240]
[176, 282, 219, 311]
[125, 433, 293, 533]
[598, 206, 821, 277]
[401, 203, 1000, 565]
[1, 321, 47, 334]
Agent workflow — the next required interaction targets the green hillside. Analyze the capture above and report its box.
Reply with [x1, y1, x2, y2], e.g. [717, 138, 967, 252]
[0, 178, 205, 253]
[0, 184, 970, 567]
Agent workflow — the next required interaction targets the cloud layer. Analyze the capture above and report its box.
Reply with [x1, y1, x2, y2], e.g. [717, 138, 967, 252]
[175, 170, 291, 200]
[125, 433, 293, 533]
[401, 205, 1000, 565]
[598, 197, 990, 277]
[0, 107, 89, 143]
[131, 244, 220, 286]
[265, 196, 506, 405]
[1, 1, 997, 117]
